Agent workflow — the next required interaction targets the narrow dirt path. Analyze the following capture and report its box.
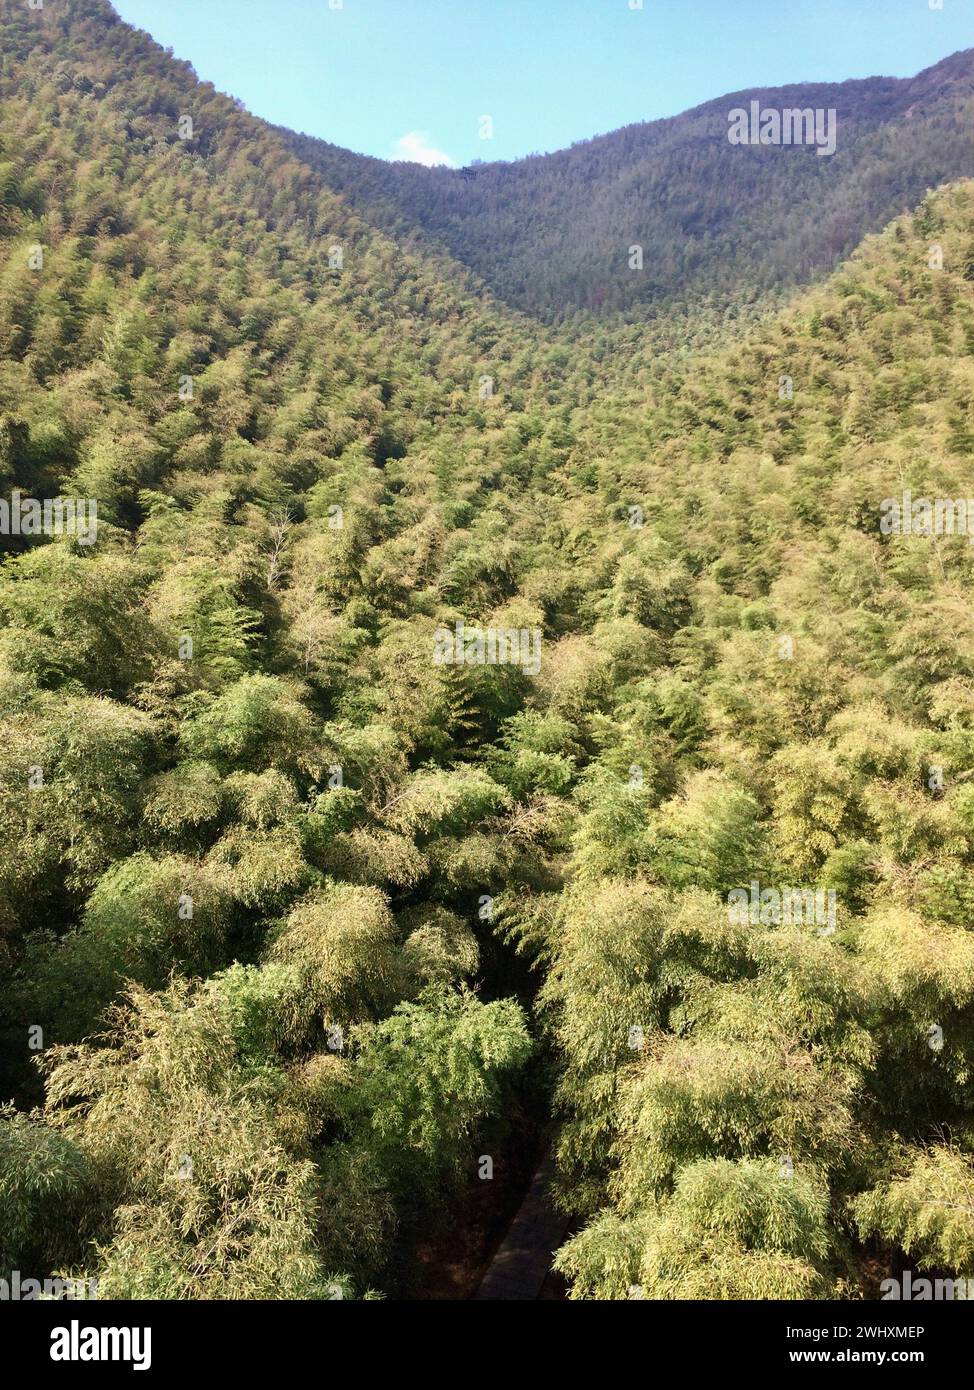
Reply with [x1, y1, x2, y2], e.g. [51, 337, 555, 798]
[473, 1150, 570, 1300]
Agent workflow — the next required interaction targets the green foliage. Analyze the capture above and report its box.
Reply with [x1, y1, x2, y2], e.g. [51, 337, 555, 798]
[180, 676, 318, 774]
[346, 987, 533, 1197]
[558, 1158, 833, 1300]
[0, 1104, 88, 1271]
[855, 1146, 974, 1275]
[266, 883, 403, 1031]
[3, 0, 974, 1302]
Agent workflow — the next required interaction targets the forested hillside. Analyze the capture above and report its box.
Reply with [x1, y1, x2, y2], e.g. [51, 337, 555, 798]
[284, 49, 974, 324]
[2, 0, 974, 1302]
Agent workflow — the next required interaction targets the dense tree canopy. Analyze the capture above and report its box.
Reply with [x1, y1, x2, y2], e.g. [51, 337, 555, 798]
[2, 0, 974, 1301]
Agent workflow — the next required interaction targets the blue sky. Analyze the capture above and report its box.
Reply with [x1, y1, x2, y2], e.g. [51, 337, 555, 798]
[111, 0, 974, 166]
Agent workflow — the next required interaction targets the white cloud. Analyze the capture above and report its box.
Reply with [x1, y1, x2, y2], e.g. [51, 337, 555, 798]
[392, 130, 456, 168]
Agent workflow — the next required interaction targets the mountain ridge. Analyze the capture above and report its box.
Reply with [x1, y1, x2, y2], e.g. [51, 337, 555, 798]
[282, 46, 974, 323]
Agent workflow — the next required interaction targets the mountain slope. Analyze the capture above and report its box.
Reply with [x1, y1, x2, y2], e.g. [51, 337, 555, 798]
[544, 177, 974, 1297]
[284, 49, 974, 323]
[0, 0, 583, 1296]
